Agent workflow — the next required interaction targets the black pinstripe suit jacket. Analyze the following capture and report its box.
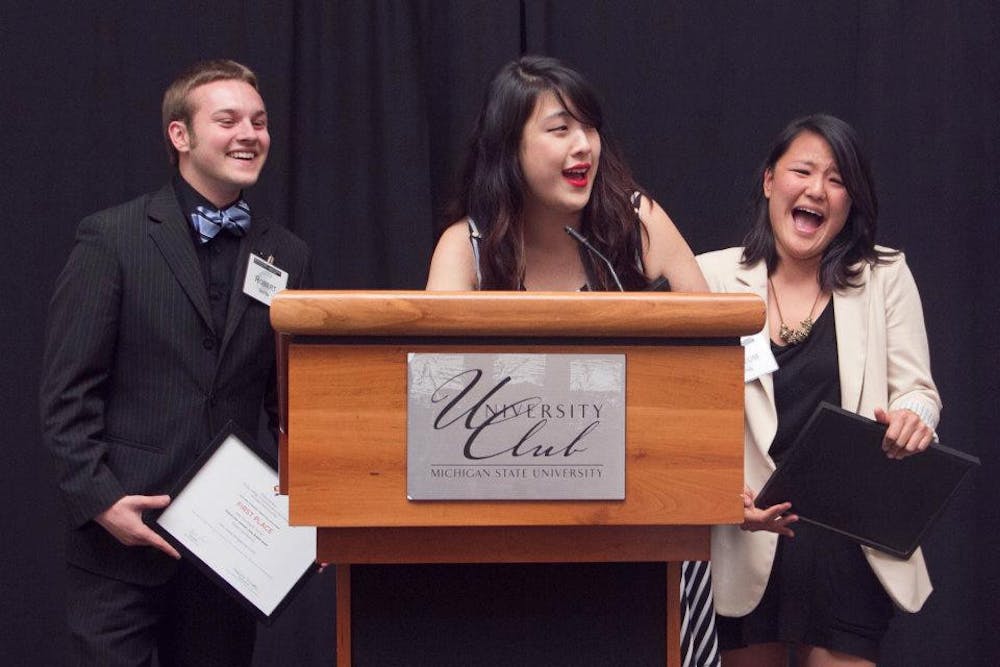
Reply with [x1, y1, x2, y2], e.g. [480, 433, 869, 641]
[40, 183, 310, 585]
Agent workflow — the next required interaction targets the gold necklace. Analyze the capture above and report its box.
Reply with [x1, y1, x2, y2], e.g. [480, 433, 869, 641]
[769, 278, 823, 345]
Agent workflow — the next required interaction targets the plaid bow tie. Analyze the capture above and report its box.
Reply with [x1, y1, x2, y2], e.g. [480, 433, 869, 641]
[190, 200, 251, 244]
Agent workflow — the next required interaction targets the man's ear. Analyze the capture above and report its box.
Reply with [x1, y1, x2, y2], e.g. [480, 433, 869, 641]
[168, 120, 192, 155]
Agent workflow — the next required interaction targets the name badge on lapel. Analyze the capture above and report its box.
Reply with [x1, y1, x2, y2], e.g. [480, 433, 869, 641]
[741, 331, 778, 383]
[243, 254, 288, 306]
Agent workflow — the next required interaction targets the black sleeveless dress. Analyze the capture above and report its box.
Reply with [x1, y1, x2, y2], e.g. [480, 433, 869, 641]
[716, 301, 894, 663]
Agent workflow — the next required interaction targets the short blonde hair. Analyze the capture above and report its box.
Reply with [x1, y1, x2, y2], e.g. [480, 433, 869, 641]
[161, 59, 258, 165]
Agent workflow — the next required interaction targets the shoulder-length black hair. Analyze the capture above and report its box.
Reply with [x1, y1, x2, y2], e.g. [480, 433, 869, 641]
[446, 55, 648, 290]
[741, 113, 896, 290]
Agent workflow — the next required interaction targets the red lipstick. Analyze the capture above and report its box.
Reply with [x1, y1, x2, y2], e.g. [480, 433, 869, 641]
[562, 163, 591, 188]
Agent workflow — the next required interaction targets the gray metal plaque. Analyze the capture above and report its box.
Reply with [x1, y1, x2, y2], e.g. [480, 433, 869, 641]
[407, 353, 625, 500]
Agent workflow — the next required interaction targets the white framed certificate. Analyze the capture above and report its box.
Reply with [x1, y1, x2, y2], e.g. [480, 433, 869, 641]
[151, 423, 317, 623]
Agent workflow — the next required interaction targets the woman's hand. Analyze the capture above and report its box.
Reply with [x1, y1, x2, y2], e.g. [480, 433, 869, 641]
[874, 407, 934, 459]
[740, 486, 798, 537]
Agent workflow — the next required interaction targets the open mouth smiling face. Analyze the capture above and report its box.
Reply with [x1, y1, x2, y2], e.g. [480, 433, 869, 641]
[765, 131, 851, 264]
[519, 90, 601, 216]
[170, 79, 271, 205]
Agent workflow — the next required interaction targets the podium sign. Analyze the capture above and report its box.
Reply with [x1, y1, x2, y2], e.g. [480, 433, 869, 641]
[406, 352, 626, 500]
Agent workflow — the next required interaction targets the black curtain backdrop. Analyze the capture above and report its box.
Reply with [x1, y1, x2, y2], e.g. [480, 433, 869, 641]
[3, 2, 997, 665]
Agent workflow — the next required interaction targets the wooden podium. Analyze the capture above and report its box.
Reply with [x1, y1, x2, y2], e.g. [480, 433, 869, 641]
[270, 291, 764, 666]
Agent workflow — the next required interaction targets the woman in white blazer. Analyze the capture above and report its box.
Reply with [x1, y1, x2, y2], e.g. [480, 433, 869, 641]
[697, 115, 940, 667]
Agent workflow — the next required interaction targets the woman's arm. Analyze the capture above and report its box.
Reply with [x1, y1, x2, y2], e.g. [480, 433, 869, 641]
[876, 253, 942, 458]
[426, 220, 478, 290]
[637, 196, 709, 292]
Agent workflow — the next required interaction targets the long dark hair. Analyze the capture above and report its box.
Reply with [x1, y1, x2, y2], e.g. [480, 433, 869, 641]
[447, 55, 648, 290]
[741, 113, 896, 290]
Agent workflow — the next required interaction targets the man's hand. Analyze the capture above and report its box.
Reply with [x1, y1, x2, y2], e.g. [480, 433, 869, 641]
[94, 495, 181, 559]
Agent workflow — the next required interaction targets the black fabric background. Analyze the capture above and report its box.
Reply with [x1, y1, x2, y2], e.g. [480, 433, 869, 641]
[3, 2, 997, 665]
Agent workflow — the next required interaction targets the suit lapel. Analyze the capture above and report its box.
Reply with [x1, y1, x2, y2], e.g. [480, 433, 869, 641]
[220, 218, 272, 355]
[834, 262, 870, 413]
[735, 260, 778, 466]
[146, 184, 215, 333]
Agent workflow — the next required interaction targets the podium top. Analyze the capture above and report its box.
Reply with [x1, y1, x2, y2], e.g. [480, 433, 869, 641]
[270, 290, 764, 339]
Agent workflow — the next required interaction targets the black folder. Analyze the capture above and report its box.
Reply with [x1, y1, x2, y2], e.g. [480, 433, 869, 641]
[755, 402, 978, 558]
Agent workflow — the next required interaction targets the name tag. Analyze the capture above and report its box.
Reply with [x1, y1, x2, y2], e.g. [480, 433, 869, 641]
[741, 331, 778, 383]
[243, 254, 288, 306]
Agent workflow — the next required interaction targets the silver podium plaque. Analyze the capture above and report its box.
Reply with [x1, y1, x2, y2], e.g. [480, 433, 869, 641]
[407, 353, 625, 500]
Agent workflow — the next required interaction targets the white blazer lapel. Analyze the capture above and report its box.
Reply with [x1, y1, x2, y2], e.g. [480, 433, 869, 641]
[735, 261, 778, 470]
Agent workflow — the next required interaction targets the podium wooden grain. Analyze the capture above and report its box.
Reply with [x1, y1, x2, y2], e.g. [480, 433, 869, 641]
[271, 291, 763, 666]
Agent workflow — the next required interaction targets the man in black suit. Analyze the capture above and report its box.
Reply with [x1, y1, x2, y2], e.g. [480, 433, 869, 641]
[40, 59, 310, 666]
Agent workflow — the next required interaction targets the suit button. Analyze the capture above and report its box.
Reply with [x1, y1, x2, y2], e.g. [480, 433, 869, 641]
[203, 336, 215, 350]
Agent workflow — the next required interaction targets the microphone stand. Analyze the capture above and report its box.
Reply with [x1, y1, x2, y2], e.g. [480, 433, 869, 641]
[564, 226, 625, 292]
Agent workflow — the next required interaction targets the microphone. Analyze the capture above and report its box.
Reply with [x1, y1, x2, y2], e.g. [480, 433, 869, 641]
[564, 226, 624, 292]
